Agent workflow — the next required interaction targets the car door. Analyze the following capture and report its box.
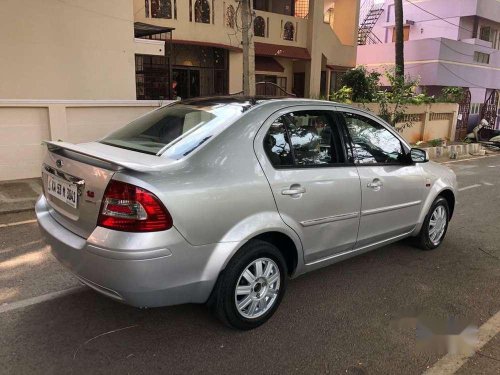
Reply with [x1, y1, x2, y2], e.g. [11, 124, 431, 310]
[338, 110, 426, 248]
[255, 106, 362, 264]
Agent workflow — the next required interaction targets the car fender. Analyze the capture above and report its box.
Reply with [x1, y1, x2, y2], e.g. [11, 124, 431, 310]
[199, 211, 304, 285]
[412, 177, 456, 236]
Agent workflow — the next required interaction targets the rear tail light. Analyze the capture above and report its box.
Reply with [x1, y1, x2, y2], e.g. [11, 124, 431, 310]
[97, 180, 172, 232]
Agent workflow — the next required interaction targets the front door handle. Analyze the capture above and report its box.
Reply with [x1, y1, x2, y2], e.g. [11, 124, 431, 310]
[282, 185, 306, 196]
[367, 179, 383, 190]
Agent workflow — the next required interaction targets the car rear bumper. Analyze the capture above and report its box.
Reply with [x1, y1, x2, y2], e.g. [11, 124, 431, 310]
[36, 195, 220, 308]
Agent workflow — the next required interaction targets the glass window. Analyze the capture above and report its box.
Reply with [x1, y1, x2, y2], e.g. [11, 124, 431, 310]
[101, 102, 249, 158]
[254, 16, 266, 37]
[294, 0, 309, 18]
[392, 25, 410, 42]
[264, 119, 294, 167]
[151, 0, 172, 19]
[194, 0, 210, 23]
[342, 112, 406, 165]
[264, 111, 344, 167]
[474, 51, 490, 64]
[283, 22, 295, 41]
[225, 5, 235, 28]
[479, 26, 491, 42]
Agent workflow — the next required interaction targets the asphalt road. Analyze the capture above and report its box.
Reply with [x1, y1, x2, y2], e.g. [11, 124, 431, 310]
[1, 156, 499, 374]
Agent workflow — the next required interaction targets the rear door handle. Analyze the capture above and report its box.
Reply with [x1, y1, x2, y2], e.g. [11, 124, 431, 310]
[282, 185, 306, 196]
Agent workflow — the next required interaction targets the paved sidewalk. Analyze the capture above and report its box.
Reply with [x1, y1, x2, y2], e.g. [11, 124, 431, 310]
[0, 178, 42, 214]
[456, 332, 500, 375]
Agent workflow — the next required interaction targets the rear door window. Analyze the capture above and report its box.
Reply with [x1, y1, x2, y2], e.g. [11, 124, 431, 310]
[263, 110, 346, 168]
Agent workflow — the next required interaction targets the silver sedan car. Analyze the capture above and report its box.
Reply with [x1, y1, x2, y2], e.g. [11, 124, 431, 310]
[36, 97, 457, 330]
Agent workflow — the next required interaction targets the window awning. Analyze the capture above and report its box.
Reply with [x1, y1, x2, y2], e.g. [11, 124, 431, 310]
[255, 42, 311, 61]
[134, 22, 175, 38]
[255, 56, 285, 73]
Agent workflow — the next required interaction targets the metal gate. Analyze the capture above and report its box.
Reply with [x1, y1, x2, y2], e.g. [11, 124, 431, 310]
[480, 90, 499, 130]
[456, 89, 471, 141]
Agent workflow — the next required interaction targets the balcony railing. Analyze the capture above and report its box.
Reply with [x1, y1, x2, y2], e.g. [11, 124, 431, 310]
[253, 10, 307, 45]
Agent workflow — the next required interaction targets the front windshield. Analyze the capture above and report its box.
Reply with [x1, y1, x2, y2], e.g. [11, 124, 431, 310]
[101, 102, 249, 159]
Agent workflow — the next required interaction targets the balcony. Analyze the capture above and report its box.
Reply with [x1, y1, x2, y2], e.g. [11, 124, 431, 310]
[253, 10, 308, 47]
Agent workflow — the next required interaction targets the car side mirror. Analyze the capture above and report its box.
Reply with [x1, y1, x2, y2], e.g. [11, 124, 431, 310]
[410, 148, 429, 163]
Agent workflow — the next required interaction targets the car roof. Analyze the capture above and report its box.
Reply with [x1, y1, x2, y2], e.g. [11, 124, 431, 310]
[180, 95, 331, 106]
[178, 95, 368, 114]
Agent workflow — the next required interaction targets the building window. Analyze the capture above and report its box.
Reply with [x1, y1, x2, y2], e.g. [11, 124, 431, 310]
[194, 0, 211, 23]
[145, 0, 150, 17]
[493, 29, 500, 50]
[470, 103, 482, 115]
[392, 25, 410, 42]
[253, 0, 269, 12]
[151, 0, 172, 19]
[479, 26, 491, 42]
[135, 55, 171, 100]
[324, 6, 334, 25]
[294, 0, 309, 18]
[254, 16, 266, 37]
[225, 4, 235, 28]
[283, 21, 295, 41]
[474, 51, 490, 64]
[171, 45, 228, 98]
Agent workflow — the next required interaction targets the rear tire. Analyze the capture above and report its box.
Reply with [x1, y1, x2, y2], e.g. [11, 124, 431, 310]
[417, 196, 450, 251]
[211, 240, 287, 330]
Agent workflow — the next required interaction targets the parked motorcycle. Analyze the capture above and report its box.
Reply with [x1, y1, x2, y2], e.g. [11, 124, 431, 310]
[465, 119, 500, 149]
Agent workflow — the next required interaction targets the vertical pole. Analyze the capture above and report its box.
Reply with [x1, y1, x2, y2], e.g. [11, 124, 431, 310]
[241, 0, 255, 96]
[167, 31, 173, 100]
[394, 0, 404, 78]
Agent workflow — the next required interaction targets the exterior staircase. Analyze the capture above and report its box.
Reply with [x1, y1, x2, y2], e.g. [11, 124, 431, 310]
[358, 0, 384, 45]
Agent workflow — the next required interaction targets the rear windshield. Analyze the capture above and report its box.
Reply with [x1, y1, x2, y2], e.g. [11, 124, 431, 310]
[101, 102, 248, 159]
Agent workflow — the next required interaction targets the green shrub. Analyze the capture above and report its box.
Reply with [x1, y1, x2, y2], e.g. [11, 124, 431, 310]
[331, 67, 435, 128]
[428, 138, 444, 147]
[438, 87, 465, 103]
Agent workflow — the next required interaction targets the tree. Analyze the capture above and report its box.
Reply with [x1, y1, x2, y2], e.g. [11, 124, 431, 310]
[394, 0, 405, 78]
[340, 66, 381, 102]
[241, 0, 255, 96]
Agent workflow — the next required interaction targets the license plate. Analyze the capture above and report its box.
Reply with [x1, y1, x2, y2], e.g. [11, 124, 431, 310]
[47, 175, 78, 208]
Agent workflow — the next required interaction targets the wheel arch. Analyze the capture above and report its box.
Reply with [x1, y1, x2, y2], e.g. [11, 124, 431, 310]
[251, 231, 299, 276]
[200, 212, 304, 291]
[413, 185, 457, 236]
[438, 189, 455, 219]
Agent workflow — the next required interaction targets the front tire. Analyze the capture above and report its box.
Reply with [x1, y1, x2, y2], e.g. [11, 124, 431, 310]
[417, 196, 450, 250]
[211, 240, 288, 330]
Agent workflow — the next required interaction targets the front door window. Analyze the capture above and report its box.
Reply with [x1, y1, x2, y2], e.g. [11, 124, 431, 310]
[342, 112, 406, 164]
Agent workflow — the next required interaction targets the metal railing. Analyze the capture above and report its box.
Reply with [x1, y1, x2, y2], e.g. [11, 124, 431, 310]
[231, 82, 297, 97]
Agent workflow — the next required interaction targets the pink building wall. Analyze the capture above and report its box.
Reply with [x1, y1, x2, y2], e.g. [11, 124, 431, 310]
[357, 0, 500, 128]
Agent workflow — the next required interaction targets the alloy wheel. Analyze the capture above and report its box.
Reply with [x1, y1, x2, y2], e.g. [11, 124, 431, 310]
[234, 257, 281, 319]
[428, 205, 447, 245]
